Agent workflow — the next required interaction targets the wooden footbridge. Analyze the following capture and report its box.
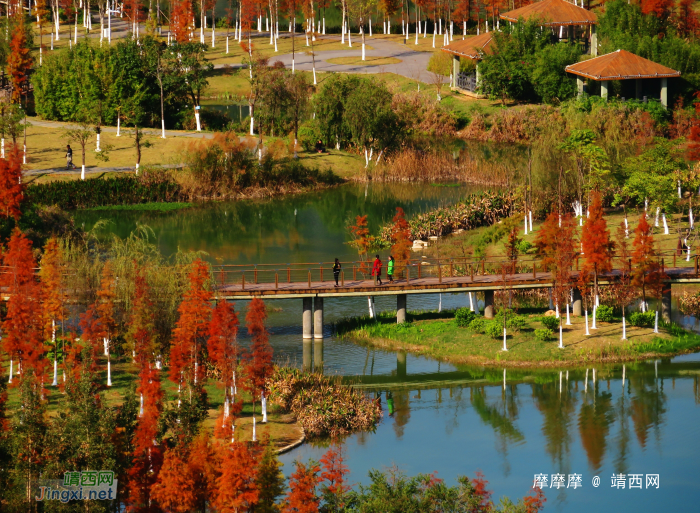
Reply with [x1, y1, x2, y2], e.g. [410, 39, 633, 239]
[213, 252, 699, 339]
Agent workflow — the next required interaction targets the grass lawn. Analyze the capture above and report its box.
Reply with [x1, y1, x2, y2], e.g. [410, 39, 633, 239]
[338, 309, 700, 367]
[4, 356, 303, 448]
[19, 116, 365, 181]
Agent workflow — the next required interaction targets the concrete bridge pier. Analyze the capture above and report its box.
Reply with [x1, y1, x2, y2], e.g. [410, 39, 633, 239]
[302, 339, 312, 371]
[572, 288, 582, 316]
[484, 290, 495, 319]
[314, 340, 324, 373]
[314, 297, 324, 339]
[303, 297, 313, 339]
[397, 294, 407, 323]
[662, 285, 672, 322]
[397, 351, 407, 378]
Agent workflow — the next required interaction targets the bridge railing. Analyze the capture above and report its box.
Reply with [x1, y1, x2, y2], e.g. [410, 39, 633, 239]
[210, 249, 698, 289]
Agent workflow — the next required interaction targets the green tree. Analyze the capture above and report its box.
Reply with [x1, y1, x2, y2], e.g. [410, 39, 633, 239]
[256, 436, 286, 512]
[531, 43, 581, 104]
[426, 51, 452, 101]
[314, 74, 360, 149]
[165, 42, 213, 131]
[617, 138, 688, 212]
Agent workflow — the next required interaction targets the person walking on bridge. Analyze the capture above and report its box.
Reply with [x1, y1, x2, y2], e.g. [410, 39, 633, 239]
[372, 255, 383, 286]
[387, 255, 395, 283]
[333, 258, 341, 287]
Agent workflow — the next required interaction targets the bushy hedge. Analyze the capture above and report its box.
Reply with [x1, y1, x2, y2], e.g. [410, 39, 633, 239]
[455, 307, 477, 328]
[26, 175, 181, 210]
[630, 311, 655, 328]
[540, 316, 560, 331]
[596, 305, 615, 323]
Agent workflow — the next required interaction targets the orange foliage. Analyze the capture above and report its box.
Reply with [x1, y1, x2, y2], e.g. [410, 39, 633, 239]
[245, 297, 273, 412]
[282, 460, 321, 513]
[1, 229, 44, 379]
[535, 213, 578, 309]
[6, 17, 33, 103]
[151, 447, 198, 512]
[641, 0, 673, 19]
[632, 214, 664, 303]
[0, 150, 24, 219]
[350, 215, 371, 274]
[690, 91, 700, 161]
[524, 486, 547, 513]
[320, 442, 350, 501]
[40, 238, 65, 337]
[169, 258, 212, 386]
[212, 441, 260, 512]
[171, 0, 193, 42]
[390, 207, 412, 277]
[581, 191, 614, 297]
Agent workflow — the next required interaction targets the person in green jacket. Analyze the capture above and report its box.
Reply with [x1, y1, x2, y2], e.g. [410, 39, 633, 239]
[387, 255, 395, 283]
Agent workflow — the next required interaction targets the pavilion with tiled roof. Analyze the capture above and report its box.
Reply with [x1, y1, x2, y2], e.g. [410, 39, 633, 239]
[565, 49, 680, 106]
[500, 0, 599, 56]
[441, 33, 494, 96]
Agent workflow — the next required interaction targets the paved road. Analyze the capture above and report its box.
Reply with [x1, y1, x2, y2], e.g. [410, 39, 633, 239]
[273, 35, 440, 81]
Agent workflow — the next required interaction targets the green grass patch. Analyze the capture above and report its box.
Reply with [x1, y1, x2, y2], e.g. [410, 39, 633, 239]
[335, 309, 700, 366]
[81, 202, 194, 212]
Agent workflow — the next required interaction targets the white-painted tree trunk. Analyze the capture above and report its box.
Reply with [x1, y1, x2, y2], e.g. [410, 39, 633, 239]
[654, 311, 659, 333]
[566, 303, 571, 325]
[250, 116, 254, 135]
[107, 359, 112, 386]
[524, 215, 528, 235]
[529, 210, 533, 231]
[139, 393, 144, 416]
[622, 315, 627, 340]
[212, 26, 215, 47]
[663, 213, 669, 234]
[432, 26, 436, 48]
[591, 306, 597, 329]
[194, 108, 201, 131]
[348, 27, 352, 46]
[81, 165, 86, 180]
[362, 42, 365, 60]
[368, 296, 375, 318]
[559, 323, 563, 348]
[23, 145, 26, 165]
[1, 138, 4, 158]
[96, 133, 101, 151]
[261, 392, 267, 422]
[8, 359, 12, 383]
[252, 416, 257, 441]
[469, 292, 474, 312]
[52, 359, 58, 386]
[226, 35, 229, 53]
[555, 303, 559, 318]
[135, 163, 139, 174]
[369, 17, 372, 36]
[585, 311, 590, 335]
[502, 327, 508, 351]
[161, 119, 165, 138]
[116, 117, 120, 136]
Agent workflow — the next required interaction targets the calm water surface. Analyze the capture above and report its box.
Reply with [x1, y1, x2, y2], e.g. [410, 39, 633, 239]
[74, 183, 700, 511]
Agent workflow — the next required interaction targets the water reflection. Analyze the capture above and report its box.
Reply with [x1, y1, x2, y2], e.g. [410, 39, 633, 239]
[282, 359, 699, 512]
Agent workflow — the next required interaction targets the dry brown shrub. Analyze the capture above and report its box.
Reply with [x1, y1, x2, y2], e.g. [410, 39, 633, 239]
[366, 148, 509, 186]
[459, 112, 489, 141]
[391, 91, 457, 136]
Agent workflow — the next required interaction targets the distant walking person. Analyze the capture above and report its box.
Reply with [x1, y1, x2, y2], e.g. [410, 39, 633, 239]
[333, 258, 341, 287]
[387, 255, 395, 283]
[65, 145, 75, 169]
[372, 255, 383, 286]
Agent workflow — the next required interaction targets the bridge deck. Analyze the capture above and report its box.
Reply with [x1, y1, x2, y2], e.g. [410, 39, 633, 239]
[217, 266, 698, 299]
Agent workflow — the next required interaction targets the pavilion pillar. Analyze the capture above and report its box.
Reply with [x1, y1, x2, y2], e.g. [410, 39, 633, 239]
[567, 24, 574, 41]
[484, 290, 494, 319]
[601, 80, 609, 101]
[660, 77, 668, 108]
[590, 24, 597, 56]
[572, 288, 582, 316]
[302, 297, 313, 339]
[661, 285, 672, 323]
[397, 294, 407, 324]
[313, 297, 324, 339]
[635, 79, 642, 100]
[577, 77, 585, 98]
[452, 55, 460, 89]
[476, 63, 481, 88]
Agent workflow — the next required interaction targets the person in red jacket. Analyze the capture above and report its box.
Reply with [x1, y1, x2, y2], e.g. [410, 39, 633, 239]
[371, 255, 383, 286]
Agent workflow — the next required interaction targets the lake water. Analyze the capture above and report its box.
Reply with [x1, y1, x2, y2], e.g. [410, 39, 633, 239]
[73, 183, 700, 511]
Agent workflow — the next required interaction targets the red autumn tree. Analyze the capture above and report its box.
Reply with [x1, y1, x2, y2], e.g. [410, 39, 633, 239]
[212, 441, 260, 512]
[690, 91, 700, 161]
[6, 16, 33, 104]
[319, 442, 350, 508]
[188, 433, 220, 510]
[0, 150, 24, 219]
[1, 228, 44, 381]
[208, 300, 242, 441]
[125, 264, 164, 512]
[581, 191, 615, 300]
[281, 460, 321, 513]
[535, 212, 578, 317]
[524, 487, 547, 513]
[170, 259, 212, 389]
[678, 0, 699, 37]
[94, 261, 117, 383]
[245, 297, 273, 416]
[632, 214, 664, 307]
[390, 207, 412, 278]
[349, 215, 371, 276]
[641, 0, 673, 20]
[151, 446, 198, 513]
[40, 238, 66, 385]
[171, 0, 194, 42]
